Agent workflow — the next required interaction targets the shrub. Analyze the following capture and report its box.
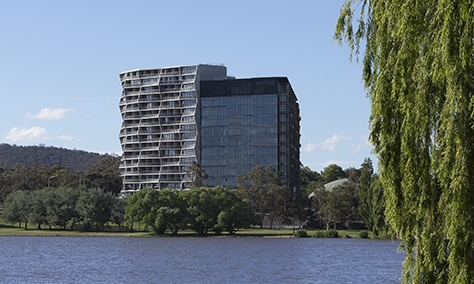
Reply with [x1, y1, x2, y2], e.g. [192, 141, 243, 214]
[359, 230, 370, 239]
[313, 229, 339, 238]
[326, 229, 339, 238]
[294, 229, 309, 238]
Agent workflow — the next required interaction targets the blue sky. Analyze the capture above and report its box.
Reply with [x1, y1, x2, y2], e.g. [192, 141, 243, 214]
[0, 1, 376, 173]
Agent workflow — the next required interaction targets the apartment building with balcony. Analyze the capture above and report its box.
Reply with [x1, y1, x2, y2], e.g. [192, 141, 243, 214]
[119, 64, 300, 193]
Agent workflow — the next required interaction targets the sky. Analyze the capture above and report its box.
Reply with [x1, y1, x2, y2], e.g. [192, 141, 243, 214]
[0, 1, 377, 173]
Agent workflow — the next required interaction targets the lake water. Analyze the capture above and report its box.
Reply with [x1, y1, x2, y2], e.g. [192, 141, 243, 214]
[0, 236, 404, 283]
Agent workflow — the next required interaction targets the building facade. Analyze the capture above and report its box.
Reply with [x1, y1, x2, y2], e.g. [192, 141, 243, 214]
[119, 64, 300, 193]
[200, 78, 300, 190]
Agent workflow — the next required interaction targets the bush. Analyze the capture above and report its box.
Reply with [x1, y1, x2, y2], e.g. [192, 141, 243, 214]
[294, 229, 309, 238]
[313, 229, 339, 238]
[359, 230, 370, 239]
[326, 229, 339, 238]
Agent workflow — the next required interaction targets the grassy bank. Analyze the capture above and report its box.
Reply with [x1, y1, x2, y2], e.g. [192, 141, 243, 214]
[0, 215, 367, 238]
[0, 225, 365, 238]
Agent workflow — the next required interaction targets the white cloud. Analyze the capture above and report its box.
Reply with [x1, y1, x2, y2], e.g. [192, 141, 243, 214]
[319, 134, 351, 151]
[59, 135, 74, 141]
[302, 142, 316, 153]
[350, 143, 363, 153]
[5, 126, 48, 142]
[29, 108, 74, 120]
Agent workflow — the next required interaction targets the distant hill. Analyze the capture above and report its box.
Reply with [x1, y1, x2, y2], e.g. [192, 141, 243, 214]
[0, 144, 120, 172]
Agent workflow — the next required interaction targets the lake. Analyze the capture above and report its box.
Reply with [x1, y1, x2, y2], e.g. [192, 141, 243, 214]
[0, 236, 404, 283]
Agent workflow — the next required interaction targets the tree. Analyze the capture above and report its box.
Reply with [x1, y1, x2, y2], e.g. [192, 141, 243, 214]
[123, 188, 157, 231]
[312, 184, 356, 230]
[369, 174, 386, 237]
[238, 165, 290, 228]
[357, 158, 375, 232]
[336, 1, 474, 282]
[2, 191, 24, 227]
[183, 186, 223, 235]
[357, 158, 386, 237]
[300, 166, 323, 194]
[85, 156, 121, 195]
[3, 190, 33, 229]
[186, 162, 208, 188]
[111, 197, 127, 230]
[311, 188, 331, 230]
[46, 187, 80, 230]
[153, 189, 187, 235]
[215, 190, 255, 234]
[320, 164, 346, 183]
[124, 189, 149, 231]
[76, 188, 115, 231]
[28, 190, 49, 229]
[284, 189, 310, 233]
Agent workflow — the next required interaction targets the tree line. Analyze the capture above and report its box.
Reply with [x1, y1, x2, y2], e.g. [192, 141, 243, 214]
[0, 156, 121, 202]
[2, 186, 126, 231]
[125, 186, 255, 235]
[1, 157, 386, 238]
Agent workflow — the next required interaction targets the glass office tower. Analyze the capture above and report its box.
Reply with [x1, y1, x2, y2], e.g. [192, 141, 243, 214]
[119, 65, 300, 193]
[200, 78, 300, 190]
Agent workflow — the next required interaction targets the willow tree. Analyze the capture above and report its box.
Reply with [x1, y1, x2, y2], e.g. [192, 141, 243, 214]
[335, 1, 474, 283]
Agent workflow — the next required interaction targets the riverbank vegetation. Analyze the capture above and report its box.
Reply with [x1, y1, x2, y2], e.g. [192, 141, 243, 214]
[0, 149, 389, 239]
[0, 216, 366, 239]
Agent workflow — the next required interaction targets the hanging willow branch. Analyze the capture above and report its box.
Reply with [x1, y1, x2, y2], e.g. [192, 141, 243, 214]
[335, 1, 474, 283]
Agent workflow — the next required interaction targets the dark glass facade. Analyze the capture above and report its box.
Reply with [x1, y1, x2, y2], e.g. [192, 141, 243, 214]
[200, 78, 300, 190]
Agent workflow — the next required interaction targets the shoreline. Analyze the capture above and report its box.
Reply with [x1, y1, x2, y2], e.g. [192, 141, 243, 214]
[0, 227, 369, 239]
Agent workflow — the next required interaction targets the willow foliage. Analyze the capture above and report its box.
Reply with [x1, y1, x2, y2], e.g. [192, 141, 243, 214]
[335, 1, 474, 283]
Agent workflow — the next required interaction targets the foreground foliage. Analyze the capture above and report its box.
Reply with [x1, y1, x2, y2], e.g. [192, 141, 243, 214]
[336, 1, 474, 283]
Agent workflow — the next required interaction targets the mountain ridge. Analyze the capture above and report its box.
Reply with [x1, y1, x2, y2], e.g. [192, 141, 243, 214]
[0, 143, 120, 172]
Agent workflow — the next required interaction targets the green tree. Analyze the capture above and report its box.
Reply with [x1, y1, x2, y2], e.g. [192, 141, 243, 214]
[111, 197, 127, 230]
[215, 190, 255, 234]
[369, 174, 386, 237]
[124, 189, 149, 231]
[311, 188, 332, 230]
[336, 1, 474, 282]
[153, 188, 187, 234]
[312, 184, 356, 230]
[221, 200, 254, 234]
[28, 190, 49, 229]
[46, 187, 80, 230]
[357, 158, 375, 232]
[183, 186, 223, 235]
[76, 188, 115, 231]
[186, 162, 209, 188]
[238, 165, 290, 228]
[3, 190, 32, 229]
[2, 191, 24, 227]
[300, 166, 323, 195]
[85, 156, 121, 195]
[320, 164, 346, 183]
[284, 189, 310, 233]
[123, 188, 157, 231]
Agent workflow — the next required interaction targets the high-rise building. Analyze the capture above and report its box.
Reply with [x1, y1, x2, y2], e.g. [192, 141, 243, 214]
[119, 64, 300, 193]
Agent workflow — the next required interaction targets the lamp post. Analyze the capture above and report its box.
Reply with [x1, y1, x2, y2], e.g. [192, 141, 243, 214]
[48, 175, 58, 188]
